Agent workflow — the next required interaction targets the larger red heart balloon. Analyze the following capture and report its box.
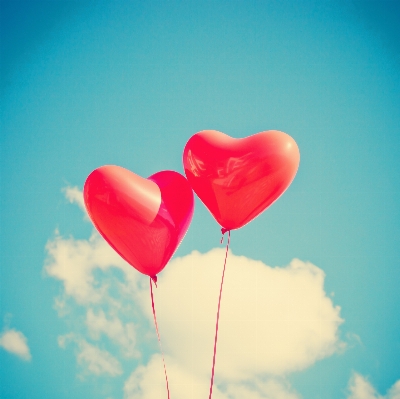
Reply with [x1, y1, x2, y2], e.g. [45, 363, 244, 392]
[183, 130, 300, 230]
[84, 166, 194, 278]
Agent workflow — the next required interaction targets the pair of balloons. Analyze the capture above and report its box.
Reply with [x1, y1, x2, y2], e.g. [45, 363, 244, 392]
[84, 130, 300, 279]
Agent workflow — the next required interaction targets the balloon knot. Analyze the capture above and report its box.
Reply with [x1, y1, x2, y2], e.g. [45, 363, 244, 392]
[220, 228, 230, 244]
[151, 275, 158, 287]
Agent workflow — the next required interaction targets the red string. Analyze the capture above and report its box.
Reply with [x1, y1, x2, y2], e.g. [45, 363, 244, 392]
[150, 277, 171, 399]
[209, 229, 231, 399]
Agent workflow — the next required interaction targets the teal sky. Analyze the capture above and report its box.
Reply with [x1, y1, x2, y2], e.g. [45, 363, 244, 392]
[1, 1, 399, 399]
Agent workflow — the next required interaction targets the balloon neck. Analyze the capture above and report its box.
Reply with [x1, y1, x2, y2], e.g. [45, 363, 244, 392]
[221, 227, 229, 235]
[220, 228, 230, 244]
[150, 275, 158, 287]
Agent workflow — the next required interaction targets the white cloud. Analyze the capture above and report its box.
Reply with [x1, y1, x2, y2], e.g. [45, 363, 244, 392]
[388, 382, 400, 399]
[45, 226, 144, 376]
[45, 231, 139, 305]
[63, 186, 87, 215]
[86, 308, 138, 358]
[226, 379, 301, 399]
[124, 354, 301, 399]
[347, 373, 381, 399]
[347, 373, 400, 399]
[77, 340, 122, 376]
[58, 334, 122, 376]
[46, 228, 343, 391]
[136, 249, 344, 380]
[124, 354, 213, 399]
[47, 189, 346, 398]
[0, 328, 32, 361]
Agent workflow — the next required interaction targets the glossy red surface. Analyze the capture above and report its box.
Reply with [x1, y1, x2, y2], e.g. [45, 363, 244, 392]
[183, 130, 300, 230]
[84, 165, 194, 277]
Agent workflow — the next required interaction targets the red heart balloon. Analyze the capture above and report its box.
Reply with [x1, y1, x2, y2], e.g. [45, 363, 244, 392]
[84, 165, 194, 278]
[183, 130, 300, 230]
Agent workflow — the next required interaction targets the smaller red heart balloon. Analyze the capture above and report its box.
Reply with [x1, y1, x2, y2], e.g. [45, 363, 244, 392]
[183, 130, 300, 230]
[84, 166, 194, 277]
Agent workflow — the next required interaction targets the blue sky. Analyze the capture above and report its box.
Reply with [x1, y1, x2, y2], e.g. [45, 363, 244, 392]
[1, 1, 399, 399]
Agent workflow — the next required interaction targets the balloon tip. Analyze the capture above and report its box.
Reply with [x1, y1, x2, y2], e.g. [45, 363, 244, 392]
[220, 228, 230, 243]
[150, 275, 158, 285]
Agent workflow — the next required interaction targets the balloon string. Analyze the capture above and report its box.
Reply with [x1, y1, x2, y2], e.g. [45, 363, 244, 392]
[209, 229, 231, 399]
[150, 277, 171, 399]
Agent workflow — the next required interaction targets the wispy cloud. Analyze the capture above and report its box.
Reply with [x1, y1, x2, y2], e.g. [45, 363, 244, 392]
[45, 230, 144, 373]
[59, 334, 123, 377]
[86, 308, 139, 358]
[347, 372, 400, 399]
[63, 186, 87, 216]
[225, 378, 301, 399]
[0, 327, 32, 361]
[45, 231, 138, 305]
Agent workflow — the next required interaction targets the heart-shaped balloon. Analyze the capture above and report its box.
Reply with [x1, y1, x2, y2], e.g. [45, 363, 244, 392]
[84, 165, 194, 278]
[183, 130, 300, 230]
